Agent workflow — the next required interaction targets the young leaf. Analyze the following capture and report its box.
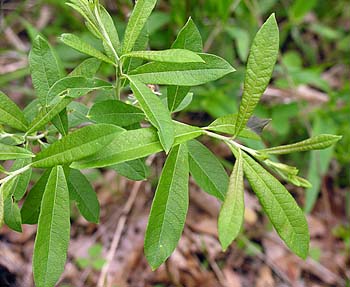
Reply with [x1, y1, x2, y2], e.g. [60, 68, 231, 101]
[98, 5, 120, 56]
[32, 124, 124, 168]
[0, 143, 34, 160]
[68, 169, 100, 223]
[167, 17, 202, 112]
[122, 0, 157, 54]
[21, 169, 51, 224]
[4, 196, 22, 232]
[109, 159, 149, 181]
[10, 158, 32, 201]
[0, 91, 28, 131]
[241, 150, 309, 259]
[207, 114, 261, 140]
[59, 33, 115, 65]
[122, 49, 204, 63]
[218, 150, 244, 250]
[69, 58, 102, 77]
[144, 144, 189, 269]
[130, 53, 235, 86]
[187, 140, 229, 201]
[128, 77, 174, 153]
[234, 14, 279, 136]
[72, 122, 203, 169]
[29, 35, 64, 106]
[261, 134, 342, 155]
[88, 100, 145, 127]
[33, 166, 70, 287]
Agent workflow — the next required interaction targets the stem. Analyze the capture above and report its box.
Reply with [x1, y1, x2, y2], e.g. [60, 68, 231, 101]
[0, 163, 32, 186]
[26, 132, 47, 141]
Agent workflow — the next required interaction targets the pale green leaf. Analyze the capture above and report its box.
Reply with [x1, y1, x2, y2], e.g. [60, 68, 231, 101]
[122, 49, 204, 63]
[109, 159, 149, 181]
[29, 35, 64, 106]
[71, 121, 203, 169]
[88, 100, 144, 127]
[130, 53, 235, 86]
[128, 76, 174, 153]
[172, 92, 193, 113]
[98, 5, 120, 55]
[261, 134, 342, 155]
[21, 169, 51, 224]
[4, 196, 22, 232]
[10, 158, 32, 201]
[240, 149, 309, 259]
[69, 58, 102, 77]
[0, 91, 28, 131]
[0, 143, 34, 160]
[68, 169, 100, 223]
[234, 14, 279, 136]
[32, 124, 124, 168]
[218, 150, 244, 250]
[187, 140, 229, 201]
[122, 0, 157, 54]
[145, 144, 189, 269]
[60, 33, 114, 65]
[33, 166, 70, 287]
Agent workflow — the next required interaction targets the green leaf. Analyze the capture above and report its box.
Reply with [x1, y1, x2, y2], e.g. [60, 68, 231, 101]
[109, 158, 149, 181]
[72, 121, 203, 169]
[207, 114, 261, 140]
[122, 0, 157, 54]
[144, 144, 189, 269]
[128, 77, 174, 153]
[47, 76, 113, 105]
[4, 196, 22, 232]
[261, 134, 342, 155]
[26, 97, 73, 135]
[130, 53, 235, 86]
[29, 35, 64, 106]
[52, 109, 68, 136]
[234, 14, 279, 136]
[218, 150, 244, 251]
[33, 166, 70, 287]
[167, 17, 202, 112]
[0, 91, 28, 131]
[240, 150, 309, 259]
[88, 100, 144, 127]
[172, 92, 193, 113]
[68, 169, 100, 223]
[59, 33, 115, 65]
[122, 49, 204, 63]
[69, 58, 101, 77]
[187, 140, 229, 201]
[172, 17, 203, 52]
[10, 158, 32, 201]
[0, 186, 4, 228]
[21, 169, 51, 224]
[0, 143, 34, 160]
[32, 124, 124, 168]
[98, 5, 120, 56]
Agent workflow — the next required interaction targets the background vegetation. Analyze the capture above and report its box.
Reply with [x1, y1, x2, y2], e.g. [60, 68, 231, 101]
[0, 0, 349, 286]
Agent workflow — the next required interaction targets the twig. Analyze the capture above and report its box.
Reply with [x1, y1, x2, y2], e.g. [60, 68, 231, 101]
[203, 23, 222, 52]
[97, 180, 143, 287]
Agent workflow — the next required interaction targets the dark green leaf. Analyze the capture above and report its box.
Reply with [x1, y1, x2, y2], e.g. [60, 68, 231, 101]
[109, 158, 149, 181]
[10, 158, 32, 201]
[4, 196, 22, 232]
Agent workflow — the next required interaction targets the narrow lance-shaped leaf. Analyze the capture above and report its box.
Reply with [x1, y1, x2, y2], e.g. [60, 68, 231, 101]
[144, 144, 189, 270]
[130, 53, 235, 86]
[9, 158, 32, 201]
[261, 134, 342, 155]
[234, 14, 279, 136]
[128, 76, 174, 153]
[32, 124, 124, 168]
[4, 196, 22, 232]
[29, 35, 64, 106]
[0, 91, 28, 131]
[72, 121, 203, 169]
[122, 49, 204, 63]
[68, 169, 100, 223]
[0, 143, 34, 160]
[237, 148, 309, 259]
[122, 0, 157, 54]
[33, 166, 70, 287]
[109, 158, 149, 181]
[59, 33, 115, 65]
[88, 100, 145, 127]
[187, 140, 229, 201]
[218, 149, 244, 251]
[21, 169, 51, 224]
[69, 58, 102, 77]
